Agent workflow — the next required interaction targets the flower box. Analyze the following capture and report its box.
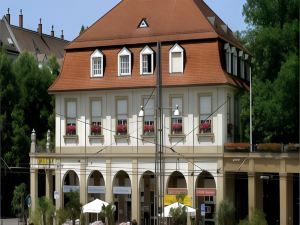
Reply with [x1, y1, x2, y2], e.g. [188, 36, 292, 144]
[224, 143, 250, 152]
[200, 122, 211, 133]
[286, 143, 299, 152]
[117, 124, 127, 134]
[172, 123, 182, 133]
[256, 143, 282, 152]
[66, 125, 76, 135]
[144, 124, 154, 133]
[91, 125, 101, 135]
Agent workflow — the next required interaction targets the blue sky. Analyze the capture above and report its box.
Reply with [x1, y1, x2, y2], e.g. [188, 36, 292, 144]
[1, 0, 247, 41]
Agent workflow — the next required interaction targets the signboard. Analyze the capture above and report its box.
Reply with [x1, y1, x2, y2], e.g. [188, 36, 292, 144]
[200, 204, 205, 216]
[88, 186, 105, 194]
[63, 185, 80, 193]
[167, 188, 188, 195]
[164, 195, 192, 206]
[37, 158, 55, 165]
[113, 186, 131, 195]
[196, 188, 216, 196]
[54, 191, 59, 200]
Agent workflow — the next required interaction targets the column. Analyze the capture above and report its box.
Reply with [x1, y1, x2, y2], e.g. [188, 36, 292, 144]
[105, 159, 113, 203]
[280, 173, 288, 225]
[248, 172, 256, 220]
[79, 163, 87, 205]
[55, 168, 62, 210]
[187, 160, 194, 225]
[45, 170, 53, 201]
[131, 159, 139, 222]
[30, 169, 38, 211]
[216, 159, 225, 211]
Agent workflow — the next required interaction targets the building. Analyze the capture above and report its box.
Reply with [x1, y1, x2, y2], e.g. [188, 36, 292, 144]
[29, 0, 299, 225]
[0, 9, 68, 64]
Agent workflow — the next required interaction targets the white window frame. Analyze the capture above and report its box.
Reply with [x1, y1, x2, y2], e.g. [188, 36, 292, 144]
[169, 43, 184, 74]
[232, 47, 238, 76]
[90, 49, 104, 77]
[199, 95, 213, 134]
[224, 43, 231, 74]
[140, 46, 154, 75]
[118, 47, 131, 76]
[90, 98, 102, 135]
[65, 99, 77, 135]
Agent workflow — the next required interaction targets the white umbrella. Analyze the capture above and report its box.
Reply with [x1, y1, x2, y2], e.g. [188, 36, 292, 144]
[82, 199, 109, 221]
[163, 202, 196, 217]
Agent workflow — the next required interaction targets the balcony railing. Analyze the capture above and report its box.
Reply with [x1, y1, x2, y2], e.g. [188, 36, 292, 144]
[224, 143, 299, 153]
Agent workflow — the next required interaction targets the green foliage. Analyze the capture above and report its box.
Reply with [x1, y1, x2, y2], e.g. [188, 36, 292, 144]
[11, 183, 26, 216]
[47, 55, 60, 76]
[65, 191, 82, 225]
[101, 204, 115, 225]
[240, 0, 299, 143]
[215, 200, 235, 225]
[56, 208, 69, 225]
[79, 25, 87, 35]
[38, 197, 55, 225]
[238, 210, 267, 225]
[80, 213, 86, 225]
[170, 205, 187, 225]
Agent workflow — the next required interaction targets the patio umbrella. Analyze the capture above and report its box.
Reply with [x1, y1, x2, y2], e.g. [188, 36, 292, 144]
[82, 199, 109, 221]
[163, 202, 196, 217]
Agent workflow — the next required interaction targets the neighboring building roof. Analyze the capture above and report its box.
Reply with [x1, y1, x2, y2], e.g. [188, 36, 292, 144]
[0, 16, 69, 62]
[67, 0, 245, 50]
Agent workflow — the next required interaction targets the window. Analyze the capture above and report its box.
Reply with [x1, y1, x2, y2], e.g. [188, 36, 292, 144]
[66, 100, 77, 135]
[244, 54, 250, 81]
[232, 47, 237, 76]
[227, 96, 233, 136]
[90, 49, 103, 77]
[169, 44, 184, 73]
[91, 99, 102, 135]
[171, 97, 183, 134]
[140, 46, 154, 75]
[118, 47, 131, 76]
[143, 98, 155, 135]
[116, 99, 128, 135]
[239, 51, 245, 79]
[224, 43, 231, 73]
[199, 96, 212, 134]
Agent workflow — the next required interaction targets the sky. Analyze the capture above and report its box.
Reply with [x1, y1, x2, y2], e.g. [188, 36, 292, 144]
[0, 0, 247, 41]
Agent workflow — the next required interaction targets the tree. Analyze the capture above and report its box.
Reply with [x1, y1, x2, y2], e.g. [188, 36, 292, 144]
[215, 200, 235, 225]
[170, 205, 187, 225]
[238, 210, 267, 225]
[65, 191, 82, 225]
[79, 25, 86, 35]
[11, 183, 27, 221]
[101, 204, 115, 225]
[38, 197, 55, 225]
[47, 55, 60, 76]
[240, 0, 299, 143]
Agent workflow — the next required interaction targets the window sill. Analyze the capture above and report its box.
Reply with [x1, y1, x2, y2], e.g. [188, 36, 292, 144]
[141, 134, 156, 139]
[168, 134, 186, 139]
[63, 135, 78, 141]
[197, 133, 214, 142]
[89, 135, 104, 140]
[114, 134, 130, 140]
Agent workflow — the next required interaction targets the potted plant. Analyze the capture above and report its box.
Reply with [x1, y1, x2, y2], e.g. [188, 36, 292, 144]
[172, 123, 182, 134]
[91, 124, 101, 135]
[144, 124, 154, 133]
[200, 121, 211, 133]
[117, 124, 127, 135]
[66, 124, 76, 135]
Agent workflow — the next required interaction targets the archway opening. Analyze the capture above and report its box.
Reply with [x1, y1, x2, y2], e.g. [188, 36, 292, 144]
[140, 171, 155, 225]
[88, 170, 105, 201]
[63, 170, 79, 207]
[113, 170, 131, 223]
[195, 171, 216, 225]
[167, 171, 187, 196]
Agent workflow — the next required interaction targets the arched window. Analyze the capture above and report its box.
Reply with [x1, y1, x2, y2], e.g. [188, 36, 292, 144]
[90, 49, 104, 77]
[140, 46, 154, 75]
[169, 43, 184, 73]
[118, 47, 131, 76]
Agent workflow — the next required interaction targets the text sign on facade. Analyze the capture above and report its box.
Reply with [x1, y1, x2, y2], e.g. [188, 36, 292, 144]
[63, 185, 80, 193]
[37, 158, 55, 165]
[196, 188, 216, 196]
[167, 188, 188, 195]
[113, 186, 131, 195]
[164, 195, 192, 206]
[54, 191, 59, 199]
[88, 186, 106, 194]
[200, 204, 205, 216]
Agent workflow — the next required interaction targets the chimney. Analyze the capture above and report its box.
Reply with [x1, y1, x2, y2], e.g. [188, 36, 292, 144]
[51, 25, 54, 37]
[19, 9, 23, 28]
[60, 30, 64, 40]
[38, 18, 42, 36]
[6, 8, 10, 24]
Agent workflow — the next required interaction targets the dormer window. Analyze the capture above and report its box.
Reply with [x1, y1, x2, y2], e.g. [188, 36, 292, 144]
[239, 51, 245, 79]
[224, 43, 231, 74]
[169, 43, 184, 74]
[118, 47, 131, 76]
[90, 49, 103, 77]
[232, 47, 238, 76]
[140, 46, 154, 75]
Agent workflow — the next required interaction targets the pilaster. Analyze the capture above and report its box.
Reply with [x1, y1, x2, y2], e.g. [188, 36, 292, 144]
[79, 162, 87, 205]
[132, 159, 139, 222]
[30, 169, 38, 211]
[105, 159, 113, 203]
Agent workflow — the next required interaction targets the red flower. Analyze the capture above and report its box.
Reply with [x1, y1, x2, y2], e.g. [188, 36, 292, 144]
[117, 124, 127, 134]
[200, 122, 211, 130]
[172, 123, 182, 131]
[66, 125, 76, 135]
[91, 124, 101, 134]
[144, 124, 154, 132]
